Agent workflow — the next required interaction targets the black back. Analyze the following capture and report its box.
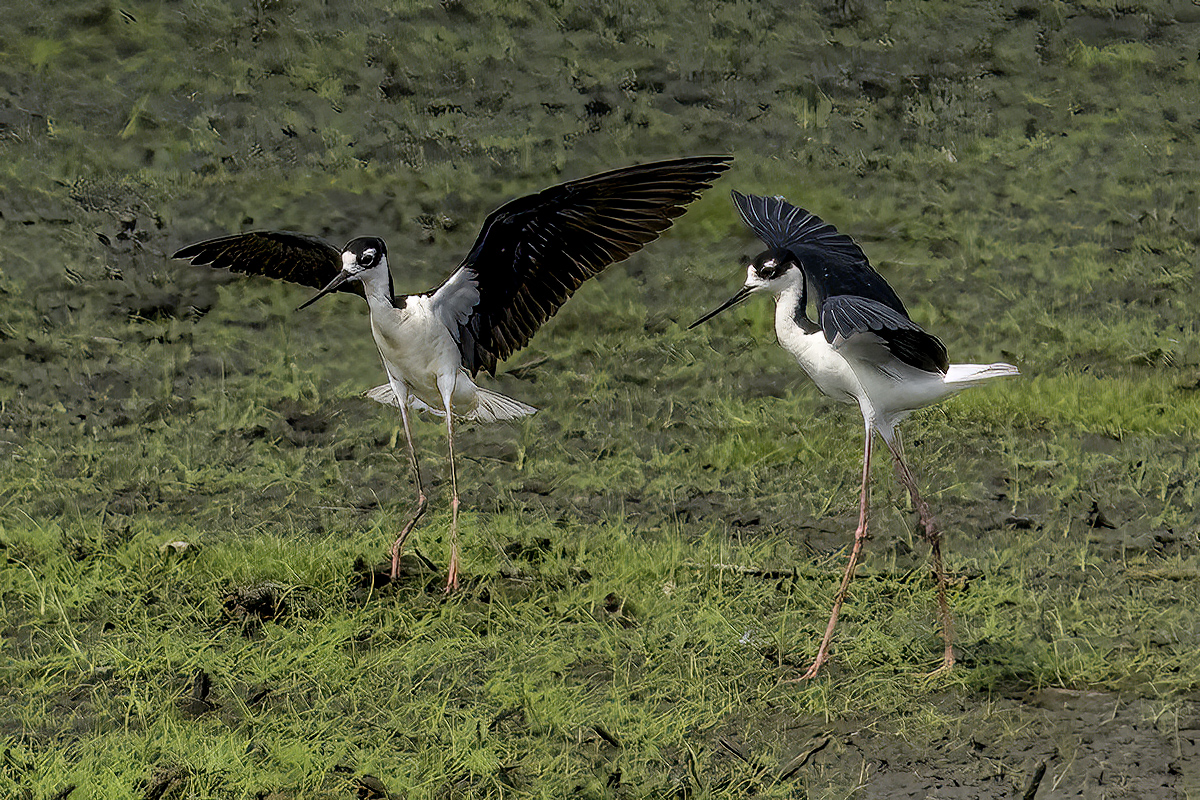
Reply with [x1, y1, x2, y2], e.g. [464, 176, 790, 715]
[733, 191, 948, 374]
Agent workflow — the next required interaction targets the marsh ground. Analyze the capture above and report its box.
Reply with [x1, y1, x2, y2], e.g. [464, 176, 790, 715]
[2, 1, 1199, 797]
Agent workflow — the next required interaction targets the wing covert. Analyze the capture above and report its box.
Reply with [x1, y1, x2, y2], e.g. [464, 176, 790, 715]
[821, 295, 948, 374]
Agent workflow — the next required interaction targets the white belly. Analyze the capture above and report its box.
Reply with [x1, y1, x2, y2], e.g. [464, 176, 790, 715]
[776, 319, 861, 405]
[368, 295, 479, 413]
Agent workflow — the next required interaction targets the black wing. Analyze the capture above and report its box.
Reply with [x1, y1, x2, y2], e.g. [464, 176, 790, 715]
[431, 155, 733, 376]
[173, 231, 365, 299]
[821, 295, 948, 373]
[731, 191, 907, 317]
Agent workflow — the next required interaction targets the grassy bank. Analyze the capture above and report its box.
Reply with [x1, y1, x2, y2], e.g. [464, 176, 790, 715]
[2, 0, 1198, 797]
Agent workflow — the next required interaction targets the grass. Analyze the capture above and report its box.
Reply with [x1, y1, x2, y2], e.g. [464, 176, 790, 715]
[3, 0, 1200, 797]
[5, 488, 1197, 797]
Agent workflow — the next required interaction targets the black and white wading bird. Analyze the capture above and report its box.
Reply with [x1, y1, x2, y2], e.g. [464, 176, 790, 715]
[690, 191, 1018, 678]
[175, 156, 732, 591]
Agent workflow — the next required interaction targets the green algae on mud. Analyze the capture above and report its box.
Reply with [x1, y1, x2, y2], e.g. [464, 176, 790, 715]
[3, 0, 1200, 797]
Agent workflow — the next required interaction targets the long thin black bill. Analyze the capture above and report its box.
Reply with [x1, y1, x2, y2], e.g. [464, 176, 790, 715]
[687, 286, 754, 329]
[297, 270, 352, 310]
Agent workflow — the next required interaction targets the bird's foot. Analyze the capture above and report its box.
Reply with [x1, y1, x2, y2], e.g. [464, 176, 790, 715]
[389, 543, 403, 581]
[389, 493, 429, 581]
[924, 652, 956, 678]
[782, 654, 827, 683]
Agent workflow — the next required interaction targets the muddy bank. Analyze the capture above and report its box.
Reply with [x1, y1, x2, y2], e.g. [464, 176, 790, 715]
[3, 1, 1200, 798]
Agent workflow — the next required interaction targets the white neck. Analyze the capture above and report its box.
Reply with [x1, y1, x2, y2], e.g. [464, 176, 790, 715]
[773, 282, 826, 360]
[358, 261, 394, 308]
[773, 283, 812, 339]
[771, 283, 862, 406]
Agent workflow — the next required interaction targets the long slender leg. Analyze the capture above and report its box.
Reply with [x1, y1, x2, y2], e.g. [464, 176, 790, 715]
[797, 422, 874, 680]
[390, 397, 428, 580]
[883, 436, 955, 673]
[441, 385, 461, 593]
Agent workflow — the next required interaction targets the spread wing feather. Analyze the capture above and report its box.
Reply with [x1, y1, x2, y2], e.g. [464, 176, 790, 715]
[432, 156, 732, 376]
[173, 231, 365, 299]
[731, 191, 907, 316]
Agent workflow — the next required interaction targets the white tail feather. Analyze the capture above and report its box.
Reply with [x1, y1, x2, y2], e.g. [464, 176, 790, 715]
[944, 362, 1020, 385]
[364, 384, 445, 416]
[363, 384, 536, 423]
[469, 387, 537, 423]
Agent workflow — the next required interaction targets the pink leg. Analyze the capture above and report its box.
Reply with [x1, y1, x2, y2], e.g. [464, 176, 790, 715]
[442, 392, 461, 593]
[390, 399, 428, 580]
[797, 424, 873, 680]
[884, 437, 955, 673]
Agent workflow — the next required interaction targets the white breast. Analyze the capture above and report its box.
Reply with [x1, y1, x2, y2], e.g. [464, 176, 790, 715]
[367, 294, 462, 399]
[773, 286, 861, 405]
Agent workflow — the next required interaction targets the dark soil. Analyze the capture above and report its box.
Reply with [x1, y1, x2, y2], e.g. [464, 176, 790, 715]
[3, 1, 1199, 797]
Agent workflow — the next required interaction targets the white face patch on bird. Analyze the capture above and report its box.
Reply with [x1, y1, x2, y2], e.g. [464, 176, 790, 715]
[298, 237, 390, 310]
[689, 248, 800, 329]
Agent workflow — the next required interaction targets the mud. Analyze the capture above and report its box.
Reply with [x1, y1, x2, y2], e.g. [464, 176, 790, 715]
[719, 689, 1195, 798]
[4, 0, 1200, 797]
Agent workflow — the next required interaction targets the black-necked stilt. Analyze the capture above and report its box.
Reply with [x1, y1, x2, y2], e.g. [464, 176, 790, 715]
[176, 156, 732, 591]
[691, 191, 1017, 678]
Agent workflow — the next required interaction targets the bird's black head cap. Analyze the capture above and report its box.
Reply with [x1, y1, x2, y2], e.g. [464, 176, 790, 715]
[751, 248, 800, 281]
[296, 236, 390, 310]
[344, 236, 387, 270]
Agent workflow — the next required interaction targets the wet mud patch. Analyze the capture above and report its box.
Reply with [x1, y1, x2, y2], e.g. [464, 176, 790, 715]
[713, 690, 1195, 798]
[350, 552, 440, 596]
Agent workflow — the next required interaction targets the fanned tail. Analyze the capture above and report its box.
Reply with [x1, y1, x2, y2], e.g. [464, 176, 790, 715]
[944, 362, 1020, 385]
[363, 384, 536, 423]
[469, 387, 537, 423]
